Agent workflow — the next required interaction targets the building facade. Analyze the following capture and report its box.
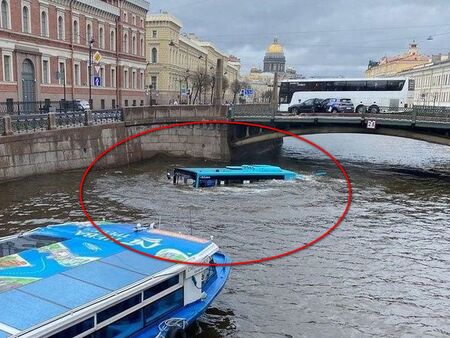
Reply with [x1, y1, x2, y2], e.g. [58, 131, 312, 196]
[399, 54, 450, 106]
[145, 12, 240, 105]
[365, 42, 429, 78]
[0, 0, 148, 110]
[263, 38, 285, 73]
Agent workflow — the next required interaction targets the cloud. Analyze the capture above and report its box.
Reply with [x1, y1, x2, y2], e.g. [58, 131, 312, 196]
[150, 0, 450, 77]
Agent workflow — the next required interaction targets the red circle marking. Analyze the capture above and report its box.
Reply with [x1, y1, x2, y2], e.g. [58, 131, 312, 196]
[79, 120, 352, 267]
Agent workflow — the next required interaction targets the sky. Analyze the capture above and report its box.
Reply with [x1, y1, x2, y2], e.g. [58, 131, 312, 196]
[149, 0, 450, 77]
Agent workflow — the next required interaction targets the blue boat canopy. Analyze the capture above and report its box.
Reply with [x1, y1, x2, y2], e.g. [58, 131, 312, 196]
[173, 165, 297, 188]
[0, 222, 216, 336]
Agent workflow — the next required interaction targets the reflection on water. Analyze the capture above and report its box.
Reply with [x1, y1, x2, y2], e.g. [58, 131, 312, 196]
[0, 134, 449, 337]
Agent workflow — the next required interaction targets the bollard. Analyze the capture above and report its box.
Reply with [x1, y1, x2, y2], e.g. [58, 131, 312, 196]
[3, 115, 13, 136]
[47, 112, 56, 130]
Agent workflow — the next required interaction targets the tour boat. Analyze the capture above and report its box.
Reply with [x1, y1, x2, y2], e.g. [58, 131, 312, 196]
[172, 164, 297, 188]
[0, 222, 230, 338]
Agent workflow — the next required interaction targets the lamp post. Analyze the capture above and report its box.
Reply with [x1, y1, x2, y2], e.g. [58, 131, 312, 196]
[56, 69, 66, 112]
[88, 36, 95, 110]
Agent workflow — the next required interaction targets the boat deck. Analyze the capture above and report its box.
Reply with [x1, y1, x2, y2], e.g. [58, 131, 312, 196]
[0, 223, 213, 336]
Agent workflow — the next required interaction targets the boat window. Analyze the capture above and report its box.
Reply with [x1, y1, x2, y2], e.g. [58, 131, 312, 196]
[94, 308, 143, 338]
[97, 294, 141, 324]
[0, 234, 67, 258]
[202, 259, 217, 291]
[48, 317, 94, 338]
[144, 288, 184, 325]
[143, 275, 180, 300]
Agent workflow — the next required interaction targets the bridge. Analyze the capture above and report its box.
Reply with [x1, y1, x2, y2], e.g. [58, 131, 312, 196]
[229, 104, 450, 146]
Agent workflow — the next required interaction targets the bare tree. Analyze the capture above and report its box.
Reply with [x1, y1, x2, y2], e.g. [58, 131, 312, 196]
[261, 90, 272, 103]
[191, 69, 209, 104]
[230, 79, 248, 104]
[208, 74, 215, 104]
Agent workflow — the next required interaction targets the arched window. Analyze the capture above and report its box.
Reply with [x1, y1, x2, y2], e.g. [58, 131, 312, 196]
[22, 6, 29, 33]
[73, 20, 79, 43]
[99, 27, 104, 48]
[57, 16, 64, 40]
[123, 33, 128, 53]
[151, 48, 157, 64]
[110, 30, 115, 51]
[140, 38, 144, 56]
[86, 23, 92, 42]
[132, 36, 136, 54]
[1, 0, 9, 29]
[41, 11, 48, 37]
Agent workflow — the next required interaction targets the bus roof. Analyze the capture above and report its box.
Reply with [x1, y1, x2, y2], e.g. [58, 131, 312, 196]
[0, 223, 214, 335]
[280, 77, 409, 83]
[175, 165, 297, 178]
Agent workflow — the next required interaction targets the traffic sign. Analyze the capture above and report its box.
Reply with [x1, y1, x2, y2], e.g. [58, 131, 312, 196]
[241, 88, 254, 96]
[367, 120, 376, 129]
[93, 51, 102, 64]
[93, 76, 101, 87]
[94, 65, 101, 74]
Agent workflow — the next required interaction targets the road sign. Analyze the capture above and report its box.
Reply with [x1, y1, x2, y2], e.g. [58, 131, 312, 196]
[93, 51, 102, 64]
[94, 65, 101, 74]
[93, 76, 101, 87]
[367, 120, 376, 129]
[241, 88, 254, 96]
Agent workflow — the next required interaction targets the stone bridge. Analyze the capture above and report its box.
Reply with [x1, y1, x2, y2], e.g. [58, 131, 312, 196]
[229, 104, 450, 146]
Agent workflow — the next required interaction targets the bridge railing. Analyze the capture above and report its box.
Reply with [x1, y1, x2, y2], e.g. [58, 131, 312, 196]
[230, 104, 450, 123]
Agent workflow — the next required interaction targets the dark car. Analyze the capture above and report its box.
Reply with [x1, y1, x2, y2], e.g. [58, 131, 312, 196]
[288, 98, 324, 115]
[321, 98, 354, 113]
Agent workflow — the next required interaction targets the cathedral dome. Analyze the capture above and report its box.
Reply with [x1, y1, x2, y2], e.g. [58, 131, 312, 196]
[266, 38, 284, 54]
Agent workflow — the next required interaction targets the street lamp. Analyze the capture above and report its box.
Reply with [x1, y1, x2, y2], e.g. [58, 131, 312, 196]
[88, 36, 95, 110]
[56, 68, 66, 112]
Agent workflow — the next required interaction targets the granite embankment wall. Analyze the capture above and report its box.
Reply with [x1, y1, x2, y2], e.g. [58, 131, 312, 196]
[0, 105, 230, 182]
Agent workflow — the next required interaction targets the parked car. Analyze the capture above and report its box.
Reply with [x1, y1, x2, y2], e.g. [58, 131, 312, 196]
[74, 99, 91, 112]
[288, 98, 324, 114]
[321, 98, 354, 113]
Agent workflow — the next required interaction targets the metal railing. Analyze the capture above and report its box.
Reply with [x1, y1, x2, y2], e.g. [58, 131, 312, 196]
[92, 109, 123, 124]
[55, 111, 85, 128]
[0, 100, 85, 115]
[230, 104, 450, 124]
[11, 114, 48, 134]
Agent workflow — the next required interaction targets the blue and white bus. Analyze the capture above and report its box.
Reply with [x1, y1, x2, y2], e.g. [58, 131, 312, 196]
[279, 77, 415, 113]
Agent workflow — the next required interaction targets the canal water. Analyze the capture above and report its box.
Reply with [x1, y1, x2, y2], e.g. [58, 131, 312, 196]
[0, 133, 449, 337]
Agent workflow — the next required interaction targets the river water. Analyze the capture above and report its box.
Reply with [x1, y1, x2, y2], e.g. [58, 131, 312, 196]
[0, 134, 449, 337]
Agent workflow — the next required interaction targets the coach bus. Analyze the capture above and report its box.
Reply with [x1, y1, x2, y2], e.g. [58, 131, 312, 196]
[279, 77, 415, 113]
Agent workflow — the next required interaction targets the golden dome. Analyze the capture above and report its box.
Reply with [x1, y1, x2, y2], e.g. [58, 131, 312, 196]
[267, 38, 284, 54]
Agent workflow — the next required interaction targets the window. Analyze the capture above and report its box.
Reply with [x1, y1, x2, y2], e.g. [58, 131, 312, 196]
[140, 72, 144, 89]
[42, 59, 49, 84]
[73, 20, 79, 43]
[111, 68, 116, 88]
[132, 15, 136, 26]
[151, 75, 157, 90]
[48, 317, 94, 338]
[1, 0, 9, 29]
[123, 33, 128, 53]
[100, 67, 105, 87]
[22, 6, 30, 33]
[124, 99, 128, 106]
[86, 23, 92, 41]
[144, 275, 179, 300]
[140, 38, 144, 56]
[95, 308, 143, 338]
[58, 62, 66, 85]
[132, 99, 136, 106]
[112, 99, 116, 108]
[97, 294, 141, 324]
[74, 63, 80, 86]
[123, 12, 127, 23]
[101, 99, 105, 109]
[41, 11, 48, 37]
[132, 36, 136, 54]
[99, 27, 104, 48]
[110, 29, 115, 51]
[57, 15, 64, 40]
[143, 289, 184, 325]
[124, 69, 129, 88]
[3, 54, 12, 82]
[132, 70, 136, 89]
[151, 48, 157, 64]
[152, 30, 157, 38]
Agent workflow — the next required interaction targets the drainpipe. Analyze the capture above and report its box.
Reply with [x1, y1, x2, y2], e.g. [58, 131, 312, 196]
[70, 0, 75, 102]
[117, 1, 122, 107]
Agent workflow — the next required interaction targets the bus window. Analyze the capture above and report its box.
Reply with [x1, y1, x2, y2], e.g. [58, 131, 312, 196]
[367, 80, 387, 91]
[347, 81, 366, 91]
[387, 80, 405, 91]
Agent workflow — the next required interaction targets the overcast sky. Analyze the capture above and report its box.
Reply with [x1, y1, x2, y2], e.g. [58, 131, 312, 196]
[149, 0, 450, 77]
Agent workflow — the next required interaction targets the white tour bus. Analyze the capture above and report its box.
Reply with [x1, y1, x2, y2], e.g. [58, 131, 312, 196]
[279, 77, 415, 113]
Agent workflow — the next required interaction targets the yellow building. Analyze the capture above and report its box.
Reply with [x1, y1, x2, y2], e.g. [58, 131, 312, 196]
[365, 42, 430, 78]
[145, 12, 240, 105]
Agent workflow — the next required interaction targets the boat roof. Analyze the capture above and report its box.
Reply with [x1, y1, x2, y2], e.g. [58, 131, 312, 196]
[0, 222, 215, 337]
[175, 165, 296, 177]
